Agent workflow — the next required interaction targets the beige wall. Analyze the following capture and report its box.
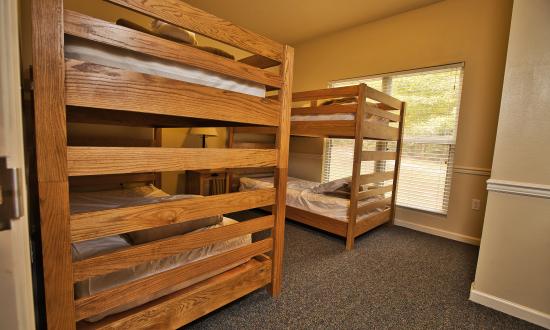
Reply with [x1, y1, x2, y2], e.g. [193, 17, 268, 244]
[472, 0, 550, 323]
[290, 0, 514, 241]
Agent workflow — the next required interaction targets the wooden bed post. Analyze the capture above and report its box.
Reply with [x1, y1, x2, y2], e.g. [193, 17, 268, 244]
[225, 127, 235, 193]
[390, 102, 406, 223]
[31, 0, 76, 328]
[153, 127, 162, 188]
[346, 84, 367, 250]
[269, 45, 293, 297]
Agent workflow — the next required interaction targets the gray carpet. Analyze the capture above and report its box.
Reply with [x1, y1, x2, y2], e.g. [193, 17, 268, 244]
[186, 211, 542, 329]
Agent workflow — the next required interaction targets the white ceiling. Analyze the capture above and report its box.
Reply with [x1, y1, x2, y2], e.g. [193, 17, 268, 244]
[185, 0, 443, 44]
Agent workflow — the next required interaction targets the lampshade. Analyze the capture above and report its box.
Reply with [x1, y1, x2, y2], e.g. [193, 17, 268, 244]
[189, 127, 218, 137]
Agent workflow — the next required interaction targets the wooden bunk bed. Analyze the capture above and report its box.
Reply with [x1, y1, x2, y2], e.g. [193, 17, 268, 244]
[31, 0, 293, 328]
[229, 84, 405, 250]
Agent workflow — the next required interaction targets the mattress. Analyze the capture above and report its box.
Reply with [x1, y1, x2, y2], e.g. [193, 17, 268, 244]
[64, 36, 266, 97]
[71, 186, 251, 322]
[239, 176, 386, 222]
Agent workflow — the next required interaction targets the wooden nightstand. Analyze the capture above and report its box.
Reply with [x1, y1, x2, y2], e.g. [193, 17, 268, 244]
[185, 169, 227, 196]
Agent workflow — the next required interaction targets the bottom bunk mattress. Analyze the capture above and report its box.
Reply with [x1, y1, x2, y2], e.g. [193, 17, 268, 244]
[70, 185, 251, 322]
[239, 176, 387, 222]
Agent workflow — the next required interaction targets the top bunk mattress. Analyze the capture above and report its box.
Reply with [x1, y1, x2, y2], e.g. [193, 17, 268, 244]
[64, 36, 266, 98]
[239, 176, 386, 222]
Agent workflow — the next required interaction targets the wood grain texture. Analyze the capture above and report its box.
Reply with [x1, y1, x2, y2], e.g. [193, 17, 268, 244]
[233, 126, 278, 135]
[291, 104, 357, 116]
[358, 185, 393, 200]
[239, 54, 280, 69]
[364, 105, 400, 122]
[390, 102, 406, 223]
[63, 10, 282, 88]
[285, 206, 347, 237]
[74, 239, 273, 321]
[31, 0, 75, 328]
[362, 151, 397, 161]
[232, 142, 275, 149]
[292, 85, 358, 102]
[359, 171, 395, 185]
[77, 258, 271, 329]
[65, 59, 281, 127]
[366, 86, 401, 110]
[346, 84, 367, 250]
[105, 0, 284, 61]
[153, 128, 162, 187]
[69, 173, 155, 188]
[290, 120, 355, 138]
[357, 197, 392, 215]
[67, 147, 277, 176]
[362, 122, 400, 140]
[70, 188, 276, 242]
[269, 45, 294, 296]
[73, 216, 273, 282]
[354, 209, 391, 237]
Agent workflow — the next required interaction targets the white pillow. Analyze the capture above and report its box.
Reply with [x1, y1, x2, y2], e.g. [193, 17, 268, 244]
[311, 177, 351, 194]
[151, 20, 197, 46]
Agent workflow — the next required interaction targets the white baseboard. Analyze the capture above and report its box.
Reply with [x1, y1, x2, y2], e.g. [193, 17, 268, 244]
[394, 218, 480, 245]
[470, 284, 550, 329]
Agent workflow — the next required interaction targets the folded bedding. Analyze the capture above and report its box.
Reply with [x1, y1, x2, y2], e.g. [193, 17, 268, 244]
[70, 185, 251, 322]
[239, 176, 387, 222]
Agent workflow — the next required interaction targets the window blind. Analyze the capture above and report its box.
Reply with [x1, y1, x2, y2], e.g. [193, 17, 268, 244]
[325, 64, 464, 214]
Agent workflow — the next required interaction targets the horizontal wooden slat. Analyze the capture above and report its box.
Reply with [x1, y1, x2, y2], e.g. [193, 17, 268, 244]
[74, 239, 272, 321]
[70, 188, 276, 242]
[232, 142, 275, 149]
[105, 0, 284, 62]
[285, 206, 347, 237]
[69, 173, 155, 187]
[362, 122, 399, 140]
[364, 105, 400, 122]
[366, 86, 402, 110]
[359, 171, 395, 185]
[357, 197, 392, 215]
[239, 54, 280, 69]
[362, 151, 397, 161]
[65, 59, 280, 127]
[355, 209, 391, 237]
[67, 147, 277, 176]
[233, 126, 277, 135]
[73, 215, 273, 282]
[358, 185, 393, 200]
[291, 120, 356, 138]
[292, 85, 359, 102]
[64, 10, 282, 88]
[78, 257, 271, 329]
[291, 104, 357, 116]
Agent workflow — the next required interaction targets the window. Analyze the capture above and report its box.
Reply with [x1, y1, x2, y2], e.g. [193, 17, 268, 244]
[324, 64, 464, 214]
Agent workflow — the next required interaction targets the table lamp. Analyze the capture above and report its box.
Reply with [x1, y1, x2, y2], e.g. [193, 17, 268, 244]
[189, 127, 218, 148]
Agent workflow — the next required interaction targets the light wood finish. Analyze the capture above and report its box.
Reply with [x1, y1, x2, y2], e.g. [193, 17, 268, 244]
[239, 54, 280, 69]
[357, 197, 392, 215]
[185, 169, 227, 196]
[358, 185, 394, 200]
[232, 142, 275, 149]
[153, 128, 162, 188]
[291, 120, 355, 138]
[105, 0, 284, 62]
[31, 0, 75, 328]
[359, 171, 395, 185]
[75, 239, 272, 321]
[69, 173, 155, 188]
[234, 126, 278, 135]
[362, 151, 397, 161]
[365, 86, 402, 110]
[364, 105, 400, 122]
[70, 188, 276, 242]
[65, 59, 281, 127]
[73, 216, 273, 282]
[345, 84, 368, 250]
[291, 104, 357, 116]
[285, 206, 347, 237]
[269, 45, 294, 297]
[67, 147, 277, 176]
[390, 102, 406, 223]
[77, 257, 271, 329]
[354, 209, 392, 237]
[292, 85, 358, 102]
[362, 122, 400, 140]
[63, 10, 282, 88]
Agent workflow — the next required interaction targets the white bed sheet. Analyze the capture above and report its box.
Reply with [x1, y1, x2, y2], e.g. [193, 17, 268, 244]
[70, 186, 251, 322]
[239, 176, 386, 222]
[65, 36, 265, 97]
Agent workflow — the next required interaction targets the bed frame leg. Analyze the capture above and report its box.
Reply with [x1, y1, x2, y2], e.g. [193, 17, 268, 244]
[345, 235, 355, 251]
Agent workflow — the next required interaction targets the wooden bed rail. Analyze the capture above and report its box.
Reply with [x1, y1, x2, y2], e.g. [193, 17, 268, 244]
[73, 215, 274, 282]
[292, 85, 359, 102]
[104, 0, 284, 62]
[70, 188, 276, 242]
